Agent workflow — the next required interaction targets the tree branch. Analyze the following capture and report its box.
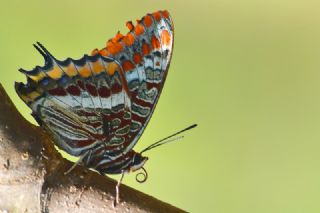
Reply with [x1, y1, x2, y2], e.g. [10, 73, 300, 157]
[0, 84, 185, 213]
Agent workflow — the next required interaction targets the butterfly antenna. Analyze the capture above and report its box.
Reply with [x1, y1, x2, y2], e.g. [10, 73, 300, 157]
[140, 124, 197, 154]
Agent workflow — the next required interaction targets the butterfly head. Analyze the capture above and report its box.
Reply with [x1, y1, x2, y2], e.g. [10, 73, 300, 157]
[129, 152, 149, 183]
[129, 153, 148, 172]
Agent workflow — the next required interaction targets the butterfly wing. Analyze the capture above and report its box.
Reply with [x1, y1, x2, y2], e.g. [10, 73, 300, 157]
[15, 10, 174, 161]
[91, 10, 174, 153]
[15, 49, 132, 156]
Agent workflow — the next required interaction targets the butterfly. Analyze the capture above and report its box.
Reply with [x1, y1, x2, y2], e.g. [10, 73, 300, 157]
[15, 10, 196, 204]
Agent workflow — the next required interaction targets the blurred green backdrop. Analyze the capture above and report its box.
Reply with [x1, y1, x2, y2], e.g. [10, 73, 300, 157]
[1, 0, 320, 212]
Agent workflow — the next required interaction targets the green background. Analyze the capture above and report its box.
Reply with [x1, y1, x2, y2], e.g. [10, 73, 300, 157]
[1, 0, 320, 212]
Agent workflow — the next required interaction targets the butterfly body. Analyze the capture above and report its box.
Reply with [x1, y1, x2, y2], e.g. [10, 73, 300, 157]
[15, 10, 174, 175]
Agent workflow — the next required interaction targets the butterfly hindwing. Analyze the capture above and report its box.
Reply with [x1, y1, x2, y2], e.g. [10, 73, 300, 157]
[16, 52, 132, 156]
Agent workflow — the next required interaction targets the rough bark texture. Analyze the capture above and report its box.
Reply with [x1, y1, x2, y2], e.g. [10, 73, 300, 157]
[0, 84, 185, 213]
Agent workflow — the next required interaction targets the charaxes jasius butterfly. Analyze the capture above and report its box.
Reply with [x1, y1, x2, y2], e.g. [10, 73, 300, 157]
[15, 10, 196, 203]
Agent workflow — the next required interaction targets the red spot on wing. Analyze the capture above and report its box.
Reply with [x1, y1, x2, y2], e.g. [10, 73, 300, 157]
[146, 82, 161, 90]
[106, 41, 123, 56]
[48, 87, 67, 96]
[66, 85, 81, 96]
[162, 10, 170, 19]
[112, 32, 124, 43]
[142, 42, 151, 55]
[123, 33, 135, 46]
[111, 82, 123, 94]
[144, 15, 153, 28]
[77, 81, 85, 90]
[133, 53, 142, 64]
[126, 21, 134, 31]
[85, 84, 98, 96]
[153, 11, 161, 22]
[134, 23, 145, 36]
[98, 86, 110, 98]
[151, 35, 160, 49]
[122, 60, 135, 72]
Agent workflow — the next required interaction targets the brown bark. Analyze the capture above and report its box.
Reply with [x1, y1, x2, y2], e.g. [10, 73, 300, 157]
[0, 84, 185, 213]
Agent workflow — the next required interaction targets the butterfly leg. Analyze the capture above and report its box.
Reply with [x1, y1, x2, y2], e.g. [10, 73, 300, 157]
[64, 153, 87, 175]
[114, 171, 125, 206]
